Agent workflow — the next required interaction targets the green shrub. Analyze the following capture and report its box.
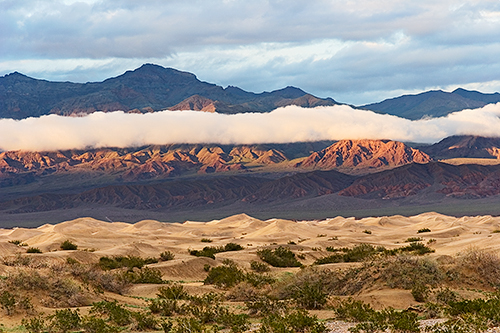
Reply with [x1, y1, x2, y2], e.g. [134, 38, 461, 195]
[149, 298, 179, 317]
[124, 267, 164, 284]
[204, 263, 245, 288]
[26, 247, 42, 254]
[245, 272, 275, 288]
[259, 308, 326, 333]
[81, 316, 118, 333]
[334, 298, 376, 322]
[251, 260, 271, 273]
[22, 316, 47, 333]
[160, 251, 175, 261]
[257, 247, 302, 267]
[396, 242, 435, 255]
[90, 300, 132, 326]
[201, 238, 213, 243]
[189, 243, 244, 259]
[158, 283, 188, 300]
[8, 240, 22, 245]
[132, 311, 159, 331]
[60, 240, 77, 250]
[98, 255, 157, 271]
[435, 288, 459, 305]
[292, 281, 327, 310]
[411, 282, 429, 302]
[315, 244, 383, 265]
[418, 228, 431, 233]
[47, 309, 81, 333]
[0, 290, 16, 315]
[405, 237, 423, 242]
[173, 317, 203, 333]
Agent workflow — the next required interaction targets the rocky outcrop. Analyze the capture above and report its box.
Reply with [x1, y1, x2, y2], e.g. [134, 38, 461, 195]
[297, 139, 431, 170]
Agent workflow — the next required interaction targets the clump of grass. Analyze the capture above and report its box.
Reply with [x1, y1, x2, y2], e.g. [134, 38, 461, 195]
[257, 246, 302, 267]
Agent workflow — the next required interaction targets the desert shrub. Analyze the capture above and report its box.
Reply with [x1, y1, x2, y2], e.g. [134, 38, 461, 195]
[81, 316, 118, 333]
[425, 313, 488, 333]
[411, 282, 430, 302]
[0, 290, 16, 315]
[49, 277, 87, 307]
[69, 263, 129, 294]
[131, 311, 159, 331]
[201, 238, 213, 243]
[123, 267, 164, 284]
[66, 257, 79, 265]
[186, 292, 225, 324]
[47, 308, 81, 333]
[435, 288, 459, 305]
[158, 283, 188, 300]
[246, 296, 290, 316]
[98, 255, 157, 271]
[204, 263, 245, 288]
[315, 244, 385, 265]
[457, 248, 500, 286]
[160, 251, 175, 261]
[381, 255, 443, 289]
[26, 247, 42, 254]
[291, 281, 327, 309]
[418, 228, 431, 233]
[189, 243, 244, 259]
[8, 239, 22, 245]
[245, 272, 275, 288]
[60, 240, 77, 250]
[334, 298, 377, 322]
[172, 317, 203, 333]
[149, 298, 180, 317]
[363, 230, 372, 234]
[90, 300, 132, 326]
[259, 308, 326, 333]
[7, 269, 49, 290]
[339, 302, 419, 333]
[397, 242, 435, 255]
[405, 237, 423, 242]
[227, 282, 261, 302]
[257, 246, 302, 267]
[22, 316, 47, 333]
[251, 260, 271, 273]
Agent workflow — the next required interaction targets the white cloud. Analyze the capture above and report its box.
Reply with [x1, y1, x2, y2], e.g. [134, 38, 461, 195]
[1, 104, 500, 152]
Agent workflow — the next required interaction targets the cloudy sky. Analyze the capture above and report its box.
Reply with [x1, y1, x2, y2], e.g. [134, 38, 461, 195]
[2, 0, 500, 105]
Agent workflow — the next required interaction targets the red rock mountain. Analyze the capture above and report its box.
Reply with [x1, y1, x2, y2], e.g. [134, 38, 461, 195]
[0, 144, 289, 183]
[297, 139, 432, 170]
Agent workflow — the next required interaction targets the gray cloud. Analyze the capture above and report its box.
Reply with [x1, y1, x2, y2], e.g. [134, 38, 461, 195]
[1, 104, 500, 152]
[2, 1, 500, 104]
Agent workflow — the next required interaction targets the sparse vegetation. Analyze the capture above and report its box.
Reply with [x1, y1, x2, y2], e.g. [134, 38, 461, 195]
[189, 242, 244, 259]
[251, 260, 271, 273]
[257, 246, 302, 267]
[26, 247, 42, 253]
[418, 228, 431, 233]
[160, 251, 175, 261]
[60, 240, 78, 250]
[200, 238, 213, 243]
[98, 255, 158, 271]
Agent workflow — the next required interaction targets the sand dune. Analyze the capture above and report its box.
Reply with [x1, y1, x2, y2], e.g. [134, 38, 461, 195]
[0, 212, 499, 264]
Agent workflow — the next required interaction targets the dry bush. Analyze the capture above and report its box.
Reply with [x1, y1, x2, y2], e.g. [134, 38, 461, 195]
[457, 248, 500, 287]
[380, 255, 444, 289]
[227, 282, 263, 301]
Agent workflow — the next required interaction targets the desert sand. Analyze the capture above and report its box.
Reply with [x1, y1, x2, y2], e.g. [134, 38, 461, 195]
[2, 212, 500, 331]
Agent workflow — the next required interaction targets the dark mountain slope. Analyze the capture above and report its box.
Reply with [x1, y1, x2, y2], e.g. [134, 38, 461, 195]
[422, 135, 500, 159]
[361, 89, 500, 120]
[0, 64, 337, 119]
[339, 162, 500, 199]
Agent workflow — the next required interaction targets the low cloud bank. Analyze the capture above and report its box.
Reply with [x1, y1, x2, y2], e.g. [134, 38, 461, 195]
[1, 104, 500, 152]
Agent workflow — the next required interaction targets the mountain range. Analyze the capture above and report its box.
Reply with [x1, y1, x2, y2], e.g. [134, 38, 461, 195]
[2, 135, 500, 226]
[2, 64, 500, 120]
